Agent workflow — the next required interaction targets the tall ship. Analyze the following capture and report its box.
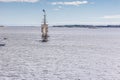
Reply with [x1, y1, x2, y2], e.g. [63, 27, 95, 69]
[41, 9, 48, 42]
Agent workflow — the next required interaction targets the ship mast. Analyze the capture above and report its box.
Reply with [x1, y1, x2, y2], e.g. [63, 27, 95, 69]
[43, 9, 46, 25]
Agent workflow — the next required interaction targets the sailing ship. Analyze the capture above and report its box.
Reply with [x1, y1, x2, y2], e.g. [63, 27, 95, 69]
[41, 9, 48, 42]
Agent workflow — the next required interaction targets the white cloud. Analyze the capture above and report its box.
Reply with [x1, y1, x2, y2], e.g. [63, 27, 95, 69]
[51, 1, 89, 6]
[0, 0, 39, 3]
[102, 15, 120, 19]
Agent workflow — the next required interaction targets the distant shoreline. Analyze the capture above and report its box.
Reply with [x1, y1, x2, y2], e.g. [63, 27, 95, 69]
[53, 25, 120, 28]
[1, 25, 120, 28]
[0, 25, 4, 27]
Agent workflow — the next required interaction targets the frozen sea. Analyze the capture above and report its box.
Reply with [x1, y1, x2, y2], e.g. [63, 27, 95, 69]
[0, 27, 120, 80]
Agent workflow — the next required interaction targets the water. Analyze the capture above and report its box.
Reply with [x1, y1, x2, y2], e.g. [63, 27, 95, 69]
[0, 27, 120, 80]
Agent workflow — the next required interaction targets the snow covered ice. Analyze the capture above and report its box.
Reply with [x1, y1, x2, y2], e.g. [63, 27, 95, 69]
[0, 27, 120, 80]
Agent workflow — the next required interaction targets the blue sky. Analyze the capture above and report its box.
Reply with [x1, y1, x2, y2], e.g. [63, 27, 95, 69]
[0, 0, 120, 26]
